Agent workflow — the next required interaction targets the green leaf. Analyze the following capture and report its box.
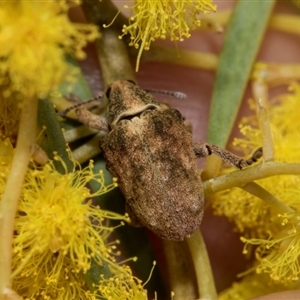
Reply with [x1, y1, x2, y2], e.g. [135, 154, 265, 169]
[37, 97, 73, 173]
[37, 56, 94, 174]
[60, 55, 93, 99]
[208, 0, 275, 147]
[85, 259, 111, 295]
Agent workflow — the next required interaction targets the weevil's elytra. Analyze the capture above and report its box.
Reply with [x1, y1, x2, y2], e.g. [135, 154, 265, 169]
[61, 80, 263, 241]
[99, 81, 204, 240]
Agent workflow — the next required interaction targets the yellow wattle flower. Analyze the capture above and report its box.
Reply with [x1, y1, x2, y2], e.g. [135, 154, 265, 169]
[240, 212, 300, 283]
[0, 1, 99, 97]
[211, 82, 300, 237]
[211, 82, 300, 289]
[119, 0, 217, 70]
[219, 271, 300, 300]
[97, 265, 148, 300]
[11, 152, 130, 299]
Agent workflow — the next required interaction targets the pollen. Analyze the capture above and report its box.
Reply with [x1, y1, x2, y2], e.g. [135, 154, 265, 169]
[211, 82, 300, 286]
[12, 154, 129, 298]
[97, 266, 148, 300]
[119, 0, 217, 70]
[211, 82, 300, 237]
[0, 1, 99, 97]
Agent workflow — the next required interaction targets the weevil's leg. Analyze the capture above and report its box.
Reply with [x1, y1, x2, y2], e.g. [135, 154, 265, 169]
[193, 142, 263, 169]
[125, 201, 144, 228]
[75, 106, 109, 132]
[58, 93, 109, 132]
[57, 93, 104, 117]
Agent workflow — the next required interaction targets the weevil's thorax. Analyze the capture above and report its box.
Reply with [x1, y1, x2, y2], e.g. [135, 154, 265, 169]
[106, 80, 160, 127]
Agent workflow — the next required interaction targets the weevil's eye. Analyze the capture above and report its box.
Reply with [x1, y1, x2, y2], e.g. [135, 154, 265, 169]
[106, 86, 112, 99]
[126, 79, 136, 85]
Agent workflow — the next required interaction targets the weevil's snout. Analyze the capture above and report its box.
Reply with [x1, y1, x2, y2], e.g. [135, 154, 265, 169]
[106, 80, 160, 127]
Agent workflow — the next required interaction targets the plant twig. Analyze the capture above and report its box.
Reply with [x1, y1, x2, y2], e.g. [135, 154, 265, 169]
[162, 240, 197, 300]
[204, 162, 300, 195]
[140, 44, 218, 70]
[242, 182, 294, 214]
[96, 27, 135, 87]
[186, 229, 217, 300]
[72, 132, 103, 164]
[0, 97, 38, 298]
[63, 125, 98, 143]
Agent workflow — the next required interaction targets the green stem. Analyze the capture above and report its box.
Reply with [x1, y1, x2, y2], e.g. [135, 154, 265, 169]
[242, 182, 294, 214]
[258, 99, 274, 162]
[139, 44, 218, 70]
[186, 230, 217, 300]
[162, 240, 197, 300]
[254, 63, 300, 85]
[82, 0, 135, 87]
[96, 27, 135, 86]
[63, 125, 98, 143]
[0, 97, 38, 298]
[72, 132, 102, 164]
[204, 162, 300, 195]
[270, 14, 300, 36]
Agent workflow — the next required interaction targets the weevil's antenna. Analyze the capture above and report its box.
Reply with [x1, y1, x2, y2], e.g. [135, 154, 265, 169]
[144, 89, 186, 100]
[57, 93, 104, 117]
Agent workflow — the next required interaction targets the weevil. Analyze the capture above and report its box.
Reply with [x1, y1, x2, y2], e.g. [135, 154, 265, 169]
[60, 80, 262, 241]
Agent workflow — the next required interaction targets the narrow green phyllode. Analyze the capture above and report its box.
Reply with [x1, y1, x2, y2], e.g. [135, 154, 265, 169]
[208, 0, 275, 147]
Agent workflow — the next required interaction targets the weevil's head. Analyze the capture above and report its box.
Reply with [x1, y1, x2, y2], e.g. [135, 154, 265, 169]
[105, 80, 160, 128]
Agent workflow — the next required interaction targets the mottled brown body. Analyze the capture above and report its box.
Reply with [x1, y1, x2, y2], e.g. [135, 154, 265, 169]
[100, 105, 204, 240]
[62, 80, 262, 241]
